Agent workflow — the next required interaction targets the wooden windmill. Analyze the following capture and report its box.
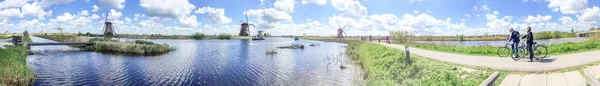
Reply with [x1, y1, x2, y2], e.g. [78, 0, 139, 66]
[336, 23, 348, 39]
[103, 12, 115, 35]
[239, 14, 255, 36]
[55, 22, 63, 34]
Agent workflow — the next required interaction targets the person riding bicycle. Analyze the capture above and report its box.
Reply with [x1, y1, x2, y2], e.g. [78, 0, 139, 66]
[521, 26, 534, 62]
[506, 28, 520, 58]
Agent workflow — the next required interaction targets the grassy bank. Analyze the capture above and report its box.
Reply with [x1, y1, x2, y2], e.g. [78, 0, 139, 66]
[1, 46, 34, 85]
[36, 35, 174, 55]
[110, 33, 250, 40]
[306, 38, 492, 85]
[404, 40, 600, 57]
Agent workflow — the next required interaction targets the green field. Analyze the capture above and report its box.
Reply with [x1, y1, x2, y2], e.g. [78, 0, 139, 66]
[303, 37, 493, 85]
[405, 40, 600, 57]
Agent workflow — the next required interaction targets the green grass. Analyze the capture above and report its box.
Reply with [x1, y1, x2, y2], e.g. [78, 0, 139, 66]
[216, 33, 232, 39]
[133, 40, 154, 45]
[343, 41, 490, 85]
[0, 46, 34, 85]
[405, 40, 600, 57]
[37, 35, 174, 55]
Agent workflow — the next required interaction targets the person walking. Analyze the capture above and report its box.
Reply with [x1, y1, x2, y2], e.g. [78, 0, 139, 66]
[378, 35, 381, 43]
[386, 36, 390, 44]
[522, 26, 535, 62]
[506, 28, 520, 59]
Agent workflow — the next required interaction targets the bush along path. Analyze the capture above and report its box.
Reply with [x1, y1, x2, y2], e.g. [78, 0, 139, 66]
[375, 41, 600, 72]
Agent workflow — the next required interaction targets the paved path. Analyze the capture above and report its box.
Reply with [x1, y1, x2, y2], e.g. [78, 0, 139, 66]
[375, 42, 600, 72]
[499, 71, 587, 86]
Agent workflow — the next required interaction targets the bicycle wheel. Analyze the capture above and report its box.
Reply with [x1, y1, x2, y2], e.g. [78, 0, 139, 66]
[510, 48, 524, 61]
[497, 47, 510, 57]
[518, 47, 527, 59]
[534, 45, 548, 60]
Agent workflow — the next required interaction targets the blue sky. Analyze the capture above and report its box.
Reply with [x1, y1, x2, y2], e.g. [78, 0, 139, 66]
[1, 0, 599, 36]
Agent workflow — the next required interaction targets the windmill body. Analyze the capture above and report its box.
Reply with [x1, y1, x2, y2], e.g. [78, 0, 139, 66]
[239, 14, 254, 36]
[336, 23, 347, 39]
[55, 23, 63, 34]
[103, 12, 115, 35]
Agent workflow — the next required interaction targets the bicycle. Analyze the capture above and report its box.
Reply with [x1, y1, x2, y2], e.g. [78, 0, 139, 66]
[519, 41, 548, 61]
[497, 43, 526, 61]
[509, 40, 548, 61]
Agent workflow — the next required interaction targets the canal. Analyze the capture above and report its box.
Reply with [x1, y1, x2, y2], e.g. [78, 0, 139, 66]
[27, 36, 363, 85]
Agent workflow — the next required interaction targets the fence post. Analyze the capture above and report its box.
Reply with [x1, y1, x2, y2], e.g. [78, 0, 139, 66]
[405, 46, 412, 65]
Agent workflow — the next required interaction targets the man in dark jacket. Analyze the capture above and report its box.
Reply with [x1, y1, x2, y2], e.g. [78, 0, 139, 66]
[521, 26, 534, 62]
[506, 28, 520, 58]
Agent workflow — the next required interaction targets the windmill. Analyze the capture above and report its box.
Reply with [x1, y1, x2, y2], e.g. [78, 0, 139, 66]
[239, 13, 255, 36]
[55, 22, 63, 34]
[103, 12, 115, 35]
[336, 23, 348, 39]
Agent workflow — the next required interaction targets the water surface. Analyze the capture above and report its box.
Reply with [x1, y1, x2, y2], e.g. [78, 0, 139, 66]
[28, 36, 362, 85]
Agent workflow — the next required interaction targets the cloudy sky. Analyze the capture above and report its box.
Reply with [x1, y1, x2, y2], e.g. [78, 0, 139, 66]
[0, 0, 599, 36]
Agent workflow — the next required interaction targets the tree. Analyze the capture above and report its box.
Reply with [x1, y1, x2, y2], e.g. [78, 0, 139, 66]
[458, 35, 465, 41]
[23, 30, 29, 37]
[390, 30, 410, 43]
[85, 32, 92, 36]
[192, 32, 206, 39]
[104, 32, 113, 38]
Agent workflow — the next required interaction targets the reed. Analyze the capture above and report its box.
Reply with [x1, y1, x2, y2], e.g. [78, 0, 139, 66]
[0, 46, 34, 85]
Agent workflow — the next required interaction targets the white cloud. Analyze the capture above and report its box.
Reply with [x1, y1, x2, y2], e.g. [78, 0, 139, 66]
[92, 5, 99, 12]
[40, 0, 74, 8]
[246, 8, 292, 23]
[546, 0, 588, 14]
[178, 15, 198, 27]
[91, 14, 99, 19]
[578, 6, 600, 23]
[274, 0, 296, 13]
[139, 0, 195, 18]
[464, 14, 471, 17]
[331, 0, 368, 19]
[0, 0, 30, 9]
[301, 0, 327, 5]
[194, 6, 232, 24]
[0, 8, 23, 19]
[99, 0, 126, 9]
[409, 0, 423, 3]
[21, 2, 52, 20]
[413, 10, 419, 14]
[0, 2, 52, 20]
[107, 9, 122, 21]
[522, 15, 552, 23]
[78, 10, 89, 16]
[124, 17, 131, 24]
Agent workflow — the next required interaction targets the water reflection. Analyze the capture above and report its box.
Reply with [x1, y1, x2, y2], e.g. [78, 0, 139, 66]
[27, 37, 362, 85]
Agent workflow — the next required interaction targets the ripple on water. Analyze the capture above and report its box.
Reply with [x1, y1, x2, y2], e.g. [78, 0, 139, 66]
[28, 37, 363, 85]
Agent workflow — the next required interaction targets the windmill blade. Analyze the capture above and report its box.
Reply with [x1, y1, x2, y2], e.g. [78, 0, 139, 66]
[342, 25, 347, 29]
[337, 22, 341, 28]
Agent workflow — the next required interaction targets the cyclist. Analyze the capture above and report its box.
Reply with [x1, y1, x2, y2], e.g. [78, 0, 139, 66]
[521, 26, 534, 62]
[506, 28, 520, 59]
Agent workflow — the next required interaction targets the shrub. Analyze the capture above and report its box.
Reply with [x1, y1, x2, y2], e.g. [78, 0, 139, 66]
[88, 38, 117, 42]
[192, 32, 206, 39]
[458, 35, 465, 41]
[217, 33, 232, 39]
[134, 40, 154, 45]
[390, 30, 410, 43]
